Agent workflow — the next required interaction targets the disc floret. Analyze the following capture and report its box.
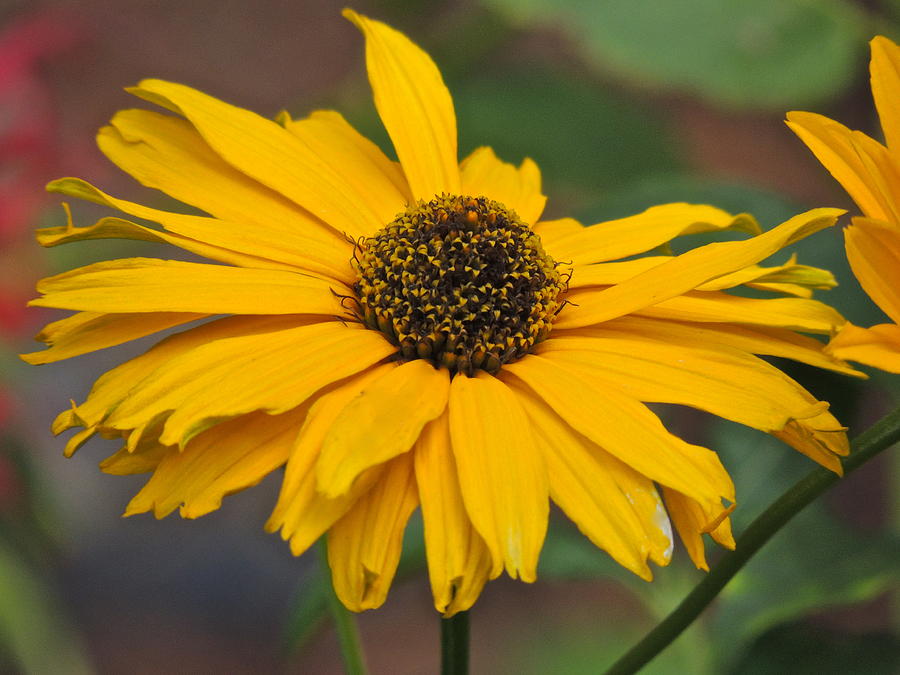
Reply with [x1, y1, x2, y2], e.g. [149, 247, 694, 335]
[352, 194, 564, 376]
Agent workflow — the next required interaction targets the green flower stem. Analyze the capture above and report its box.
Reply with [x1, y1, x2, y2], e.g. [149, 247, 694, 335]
[605, 403, 900, 675]
[441, 610, 470, 675]
[316, 540, 369, 675]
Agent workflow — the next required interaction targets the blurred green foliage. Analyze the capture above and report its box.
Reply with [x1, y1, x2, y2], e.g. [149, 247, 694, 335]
[482, 0, 868, 110]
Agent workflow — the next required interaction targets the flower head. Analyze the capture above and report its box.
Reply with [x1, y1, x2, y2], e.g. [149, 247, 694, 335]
[788, 36, 900, 373]
[26, 10, 855, 615]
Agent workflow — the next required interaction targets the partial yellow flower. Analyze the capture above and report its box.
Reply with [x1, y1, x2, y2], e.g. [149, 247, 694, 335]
[788, 35, 900, 373]
[25, 9, 856, 616]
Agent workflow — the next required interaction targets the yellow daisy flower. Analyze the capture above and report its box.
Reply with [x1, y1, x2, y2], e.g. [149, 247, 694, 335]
[25, 10, 855, 616]
[788, 36, 900, 373]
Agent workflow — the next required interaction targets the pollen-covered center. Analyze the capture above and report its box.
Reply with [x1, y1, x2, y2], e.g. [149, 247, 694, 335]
[352, 194, 564, 376]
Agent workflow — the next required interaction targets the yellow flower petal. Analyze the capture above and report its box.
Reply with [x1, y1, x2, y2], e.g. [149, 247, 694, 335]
[104, 322, 394, 447]
[316, 360, 450, 498]
[533, 217, 583, 249]
[30, 258, 346, 316]
[98, 108, 346, 248]
[125, 406, 308, 518]
[448, 371, 548, 582]
[558, 290, 844, 334]
[267, 364, 394, 556]
[590, 455, 674, 567]
[870, 36, 900, 152]
[773, 416, 847, 475]
[48, 178, 354, 282]
[509, 383, 653, 579]
[36, 213, 302, 275]
[555, 208, 841, 328]
[537, 335, 827, 433]
[344, 9, 460, 200]
[827, 322, 900, 373]
[502, 355, 734, 514]
[662, 487, 735, 572]
[546, 203, 759, 266]
[100, 443, 171, 476]
[460, 147, 546, 224]
[21, 311, 204, 365]
[414, 411, 492, 616]
[844, 217, 900, 325]
[62, 316, 304, 436]
[560, 315, 862, 378]
[786, 111, 896, 222]
[278, 109, 411, 223]
[327, 452, 419, 612]
[127, 79, 379, 238]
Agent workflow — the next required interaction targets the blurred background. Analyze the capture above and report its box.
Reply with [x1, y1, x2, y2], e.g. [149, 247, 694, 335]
[1, 0, 898, 672]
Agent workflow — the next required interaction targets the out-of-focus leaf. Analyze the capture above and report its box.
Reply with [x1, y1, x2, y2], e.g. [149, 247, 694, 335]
[453, 67, 681, 197]
[729, 622, 900, 675]
[0, 540, 93, 674]
[483, 0, 866, 110]
[711, 505, 899, 668]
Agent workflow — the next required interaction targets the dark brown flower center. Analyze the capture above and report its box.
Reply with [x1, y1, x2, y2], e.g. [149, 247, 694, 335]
[352, 194, 564, 376]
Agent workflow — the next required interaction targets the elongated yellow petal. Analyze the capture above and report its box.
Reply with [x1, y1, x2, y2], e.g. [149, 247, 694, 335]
[546, 204, 759, 266]
[125, 406, 308, 519]
[100, 443, 171, 476]
[448, 371, 548, 582]
[62, 315, 305, 435]
[98, 108, 347, 247]
[537, 337, 822, 432]
[662, 488, 735, 572]
[558, 289, 844, 334]
[569, 255, 836, 298]
[556, 208, 841, 328]
[508, 383, 653, 579]
[344, 9, 460, 200]
[503, 355, 734, 515]
[316, 360, 450, 498]
[786, 111, 895, 222]
[21, 311, 204, 365]
[590, 453, 674, 567]
[127, 79, 379, 238]
[559, 316, 861, 377]
[41, 215, 297, 272]
[48, 178, 354, 282]
[279, 110, 410, 223]
[870, 36, 900, 152]
[267, 364, 394, 556]
[327, 453, 419, 611]
[414, 411, 492, 615]
[827, 322, 900, 373]
[844, 217, 900, 325]
[104, 322, 394, 447]
[533, 217, 583, 249]
[460, 147, 546, 224]
[30, 258, 345, 316]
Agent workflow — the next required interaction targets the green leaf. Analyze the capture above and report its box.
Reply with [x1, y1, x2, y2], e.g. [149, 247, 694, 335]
[729, 622, 900, 675]
[483, 0, 867, 110]
[452, 67, 681, 197]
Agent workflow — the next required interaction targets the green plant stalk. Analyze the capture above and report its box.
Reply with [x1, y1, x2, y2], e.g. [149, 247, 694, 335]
[317, 540, 369, 675]
[441, 610, 470, 675]
[605, 403, 900, 675]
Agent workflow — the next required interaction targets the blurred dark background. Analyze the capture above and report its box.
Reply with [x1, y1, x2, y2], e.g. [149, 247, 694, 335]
[1, 0, 898, 672]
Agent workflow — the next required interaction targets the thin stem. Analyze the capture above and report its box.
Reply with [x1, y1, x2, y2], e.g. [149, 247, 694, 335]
[317, 540, 369, 675]
[605, 404, 900, 675]
[441, 610, 470, 675]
